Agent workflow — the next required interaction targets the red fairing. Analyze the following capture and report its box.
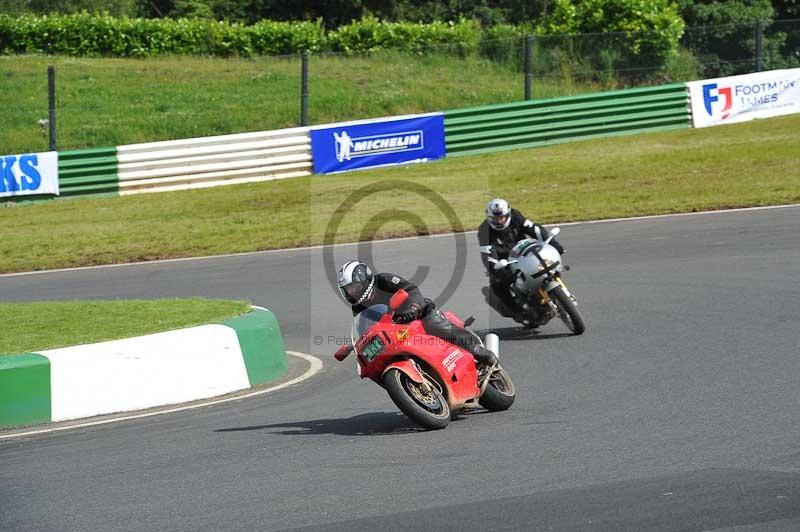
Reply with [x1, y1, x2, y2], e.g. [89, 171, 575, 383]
[382, 359, 424, 384]
[442, 311, 464, 328]
[352, 310, 480, 409]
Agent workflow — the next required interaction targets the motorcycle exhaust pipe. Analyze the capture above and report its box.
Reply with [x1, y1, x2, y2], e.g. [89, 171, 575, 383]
[485, 333, 500, 358]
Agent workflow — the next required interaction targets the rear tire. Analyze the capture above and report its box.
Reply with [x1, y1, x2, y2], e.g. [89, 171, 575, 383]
[550, 286, 586, 335]
[383, 368, 450, 430]
[479, 367, 516, 411]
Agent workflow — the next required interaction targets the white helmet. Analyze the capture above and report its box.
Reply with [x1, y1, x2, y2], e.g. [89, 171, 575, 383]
[337, 261, 375, 305]
[486, 198, 511, 230]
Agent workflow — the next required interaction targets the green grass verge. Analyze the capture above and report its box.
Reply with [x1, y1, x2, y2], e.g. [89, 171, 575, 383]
[0, 299, 251, 355]
[1, 53, 605, 154]
[0, 114, 798, 273]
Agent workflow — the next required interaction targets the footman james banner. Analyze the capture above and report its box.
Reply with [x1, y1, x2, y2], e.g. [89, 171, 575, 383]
[687, 68, 800, 128]
[310, 113, 446, 174]
[0, 151, 59, 198]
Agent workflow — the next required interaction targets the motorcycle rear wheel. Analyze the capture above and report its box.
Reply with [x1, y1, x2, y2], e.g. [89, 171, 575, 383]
[550, 286, 586, 335]
[479, 366, 516, 411]
[383, 368, 451, 430]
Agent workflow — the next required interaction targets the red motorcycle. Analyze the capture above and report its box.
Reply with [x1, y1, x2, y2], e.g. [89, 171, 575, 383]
[334, 289, 516, 430]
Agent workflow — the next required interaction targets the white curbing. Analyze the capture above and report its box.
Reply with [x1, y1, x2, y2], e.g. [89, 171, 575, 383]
[0, 351, 322, 441]
[41, 324, 250, 422]
[0, 306, 289, 430]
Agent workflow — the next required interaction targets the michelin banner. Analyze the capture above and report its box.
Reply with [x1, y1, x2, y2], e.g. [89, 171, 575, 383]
[310, 113, 445, 174]
[688, 68, 800, 128]
[0, 151, 59, 198]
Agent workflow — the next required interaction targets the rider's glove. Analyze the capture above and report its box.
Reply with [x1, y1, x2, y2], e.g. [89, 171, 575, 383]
[493, 258, 509, 270]
[395, 303, 422, 324]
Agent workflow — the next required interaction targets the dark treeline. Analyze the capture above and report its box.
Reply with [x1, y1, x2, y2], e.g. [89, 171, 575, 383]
[142, 0, 553, 27]
[1, 0, 798, 28]
[0, 1, 552, 25]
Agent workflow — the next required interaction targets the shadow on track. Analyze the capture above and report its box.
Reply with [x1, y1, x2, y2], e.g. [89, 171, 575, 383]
[214, 411, 434, 436]
[475, 327, 574, 341]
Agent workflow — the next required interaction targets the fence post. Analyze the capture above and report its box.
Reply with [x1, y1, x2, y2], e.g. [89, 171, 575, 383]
[300, 51, 309, 127]
[48, 65, 57, 151]
[524, 35, 533, 101]
[754, 21, 763, 72]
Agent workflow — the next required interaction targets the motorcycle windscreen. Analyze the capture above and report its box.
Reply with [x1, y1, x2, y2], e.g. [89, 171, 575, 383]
[352, 304, 389, 340]
[510, 239, 543, 258]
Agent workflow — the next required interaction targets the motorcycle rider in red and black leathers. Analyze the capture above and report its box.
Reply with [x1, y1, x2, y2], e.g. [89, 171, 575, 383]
[337, 261, 498, 367]
[478, 198, 564, 324]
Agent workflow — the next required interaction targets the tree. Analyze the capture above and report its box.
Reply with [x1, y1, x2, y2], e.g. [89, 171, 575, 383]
[677, 0, 791, 75]
[535, 0, 686, 76]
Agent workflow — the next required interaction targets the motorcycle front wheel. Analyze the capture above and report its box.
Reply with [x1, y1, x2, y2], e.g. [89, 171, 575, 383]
[383, 368, 450, 430]
[550, 285, 586, 335]
[479, 366, 516, 412]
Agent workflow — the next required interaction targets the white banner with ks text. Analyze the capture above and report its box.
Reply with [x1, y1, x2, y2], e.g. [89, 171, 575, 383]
[0, 151, 59, 198]
[687, 68, 800, 128]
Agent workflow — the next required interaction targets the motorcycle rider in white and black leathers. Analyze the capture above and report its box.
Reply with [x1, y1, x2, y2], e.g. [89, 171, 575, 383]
[478, 198, 565, 324]
[337, 261, 498, 367]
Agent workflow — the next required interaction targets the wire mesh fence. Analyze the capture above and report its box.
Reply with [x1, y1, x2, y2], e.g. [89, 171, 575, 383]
[479, 19, 800, 85]
[682, 19, 800, 78]
[2, 20, 798, 154]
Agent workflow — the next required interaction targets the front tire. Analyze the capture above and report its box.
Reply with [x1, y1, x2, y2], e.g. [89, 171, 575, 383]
[382, 368, 450, 430]
[550, 285, 586, 335]
[479, 366, 516, 411]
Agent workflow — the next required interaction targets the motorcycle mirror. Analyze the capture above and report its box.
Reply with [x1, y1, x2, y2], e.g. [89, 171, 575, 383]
[544, 227, 560, 244]
[388, 289, 409, 311]
[334, 344, 352, 361]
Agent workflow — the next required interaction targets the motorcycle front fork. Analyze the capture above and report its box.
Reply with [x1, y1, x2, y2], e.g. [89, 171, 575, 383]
[536, 275, 574, 309]
[514, 275, 572, 318]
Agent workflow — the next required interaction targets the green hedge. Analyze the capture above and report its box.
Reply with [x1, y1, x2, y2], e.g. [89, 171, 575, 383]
[327, 17, 481, 54]
[0, 14, 480, 57]
[0, 13, 682, 68]
[0, 13, 326, 56]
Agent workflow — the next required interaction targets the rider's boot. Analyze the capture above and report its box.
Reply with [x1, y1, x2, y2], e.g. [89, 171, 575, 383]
[471, 344, 498, 368]
[512, 307, 534, 327]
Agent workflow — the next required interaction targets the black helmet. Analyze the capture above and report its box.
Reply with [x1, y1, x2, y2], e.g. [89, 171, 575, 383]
[337, 261, 375, 305]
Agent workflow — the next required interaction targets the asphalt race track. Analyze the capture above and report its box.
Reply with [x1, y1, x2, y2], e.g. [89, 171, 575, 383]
[2, 206, 799, 532]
